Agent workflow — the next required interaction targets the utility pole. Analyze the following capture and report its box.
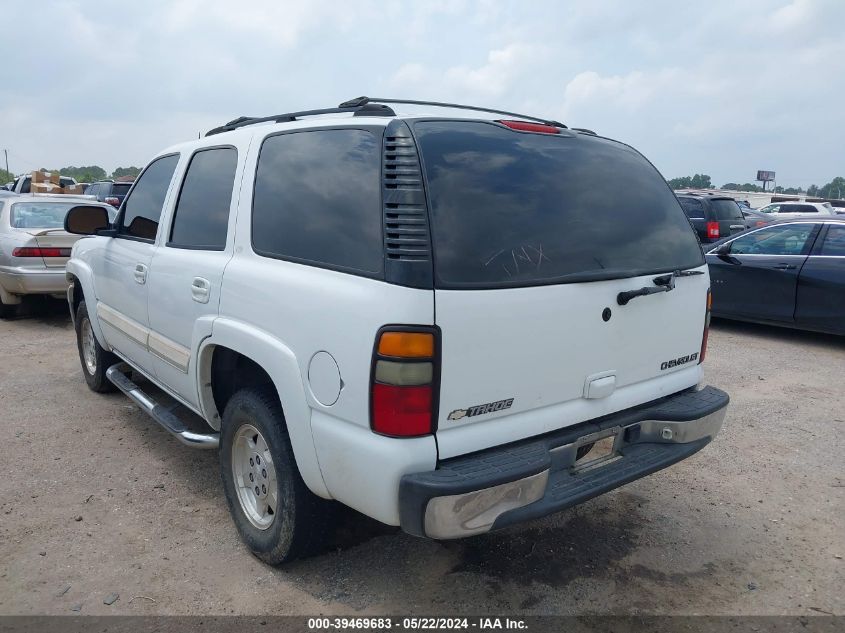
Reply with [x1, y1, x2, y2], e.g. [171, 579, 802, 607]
[3, 149, 8, 175]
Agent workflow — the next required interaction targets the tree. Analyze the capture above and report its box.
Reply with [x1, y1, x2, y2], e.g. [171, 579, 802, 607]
[668, 174, 712, 189]
[819, 176, 845, 199]
[58, 165, 107, 183]
[0, 168, 13, 185]
[807, 184, 820, 196]
[111, 166, 141, 179]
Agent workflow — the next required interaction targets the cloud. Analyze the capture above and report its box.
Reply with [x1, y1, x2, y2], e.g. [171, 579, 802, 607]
[390, 44, 546, 101]
[0, 0, 842, 188]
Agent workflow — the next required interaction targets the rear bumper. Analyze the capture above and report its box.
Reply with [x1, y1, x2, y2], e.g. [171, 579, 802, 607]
[0, 265, 68, 295]
[399, 385, 728, 539]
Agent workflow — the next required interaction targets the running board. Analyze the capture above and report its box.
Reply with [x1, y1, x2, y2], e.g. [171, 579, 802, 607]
[106, 363, 220, 449]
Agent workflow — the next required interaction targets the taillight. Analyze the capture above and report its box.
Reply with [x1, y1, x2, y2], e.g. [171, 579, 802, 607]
[104, 197, 120, 207]
[371, 328, 439, 437]
[699, 289, 712, 364]
[12, 247, 71, 257]
[497, 120, 560, 134]
[755, 221, 766, 227]
[706, 222, 720, 239]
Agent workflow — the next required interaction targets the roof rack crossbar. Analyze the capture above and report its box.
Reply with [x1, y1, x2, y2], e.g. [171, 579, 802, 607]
[205, 103, 396, 136]
[339, 96, 566, 128]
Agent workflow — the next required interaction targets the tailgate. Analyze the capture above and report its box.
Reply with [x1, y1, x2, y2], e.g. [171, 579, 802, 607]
[434, 268, 708, 458]
[410, 119, 710, 460]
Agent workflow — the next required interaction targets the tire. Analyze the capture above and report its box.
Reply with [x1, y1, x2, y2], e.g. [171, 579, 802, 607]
[219, 387, 333, 565]
[75, 300, 118, 393]
[0, 294, 15, 319]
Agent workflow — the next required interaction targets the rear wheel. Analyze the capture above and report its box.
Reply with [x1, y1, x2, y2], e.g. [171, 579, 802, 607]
[75, 301, 118, 393]
[0, 294, 16, 319]
[219, 387, 333, 565]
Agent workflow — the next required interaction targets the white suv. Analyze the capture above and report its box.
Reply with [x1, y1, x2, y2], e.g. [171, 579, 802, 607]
[758, 201, 835, 216]
[64, 97, 728, 564]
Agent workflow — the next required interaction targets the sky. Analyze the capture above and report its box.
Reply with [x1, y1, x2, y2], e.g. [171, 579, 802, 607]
[1, 0, 843, 189]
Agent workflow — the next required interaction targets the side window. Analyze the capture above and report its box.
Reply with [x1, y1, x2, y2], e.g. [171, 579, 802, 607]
[169, 147, 238, 250]
[728, 224, 815, 256]
[679, 198, 704, 219]
[819, 225, 845, 256]
[20, 177, 31, 194]
[252, 129, 382, 275]
[86, 183, 99, 196]
[119, 154, 179, 240]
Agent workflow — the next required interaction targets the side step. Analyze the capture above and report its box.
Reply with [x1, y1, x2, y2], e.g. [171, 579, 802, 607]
[106, 363, 220, 449]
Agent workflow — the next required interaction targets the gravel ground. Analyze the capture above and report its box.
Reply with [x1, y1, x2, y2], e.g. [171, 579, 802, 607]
[0, 299, 842, 616]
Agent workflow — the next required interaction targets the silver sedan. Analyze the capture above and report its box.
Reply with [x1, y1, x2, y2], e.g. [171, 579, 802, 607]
[0, 194, 114, 318]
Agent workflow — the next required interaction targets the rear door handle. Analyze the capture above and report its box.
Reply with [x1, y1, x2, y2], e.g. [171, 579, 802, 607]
[191, 277, 211, 303]
[772, 263, 796, 270]
[134, 263, 148, 284]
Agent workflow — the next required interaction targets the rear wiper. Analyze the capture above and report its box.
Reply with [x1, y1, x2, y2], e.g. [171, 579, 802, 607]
[616, 269, 704, 305]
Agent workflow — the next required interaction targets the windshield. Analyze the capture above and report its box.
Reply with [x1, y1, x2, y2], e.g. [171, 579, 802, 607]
[10, 202, 113, 228]
[414, 120, 704, 288]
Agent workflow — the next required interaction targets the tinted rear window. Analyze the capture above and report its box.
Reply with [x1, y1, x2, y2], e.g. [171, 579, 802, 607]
[711, 199, 744, 221]
[782, 204, 816, 213]
[679, 198, 704, 218]
[112, 183, 132, 196]
[414, 121, 703, 287]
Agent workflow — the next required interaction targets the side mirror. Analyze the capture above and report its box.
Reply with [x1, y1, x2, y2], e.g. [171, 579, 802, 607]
[64, 205, 111, 235]
[715, 243, 731, 256]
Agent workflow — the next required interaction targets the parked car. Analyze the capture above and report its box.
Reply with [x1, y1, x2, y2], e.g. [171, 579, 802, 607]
[706, 218, 845, 335]
[84, 180, 134, 207]
[757, 201, 835, 216]
[11, 174, 78, 193]
[63, 97, 728, 564]
[0, 194, 115, 318]
[740, 207, 772, 230]
[677, 193, 747, 243]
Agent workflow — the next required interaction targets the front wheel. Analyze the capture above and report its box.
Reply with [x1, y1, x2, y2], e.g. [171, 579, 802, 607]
[219, 387, 333, 565]
[75, 301, 118, 393]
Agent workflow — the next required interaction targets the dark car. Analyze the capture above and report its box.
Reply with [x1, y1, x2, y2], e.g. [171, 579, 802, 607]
[84, 180, 133, 207]
[677, 193, 747, 243]
[705, 218, 845, 335]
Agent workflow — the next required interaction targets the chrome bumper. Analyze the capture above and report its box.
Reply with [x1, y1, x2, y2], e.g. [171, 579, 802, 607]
[401, 386, 729, 540]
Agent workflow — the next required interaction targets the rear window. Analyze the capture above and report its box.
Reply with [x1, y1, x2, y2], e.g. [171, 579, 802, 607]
[112, 183, 132, 196]
[679, 198, 704, 219]
[10, 202, 76, 228]
[414, 121, 703, 288]
[781, 204, 816, 213]
[711, 199, 744, 221]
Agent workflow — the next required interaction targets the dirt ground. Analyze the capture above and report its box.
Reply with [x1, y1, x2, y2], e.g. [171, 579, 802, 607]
[0, 299, 842, 616]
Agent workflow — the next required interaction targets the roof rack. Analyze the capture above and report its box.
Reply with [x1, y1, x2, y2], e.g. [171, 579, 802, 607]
[339, 96, 566, 128]
[205, 102, 396, 136]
